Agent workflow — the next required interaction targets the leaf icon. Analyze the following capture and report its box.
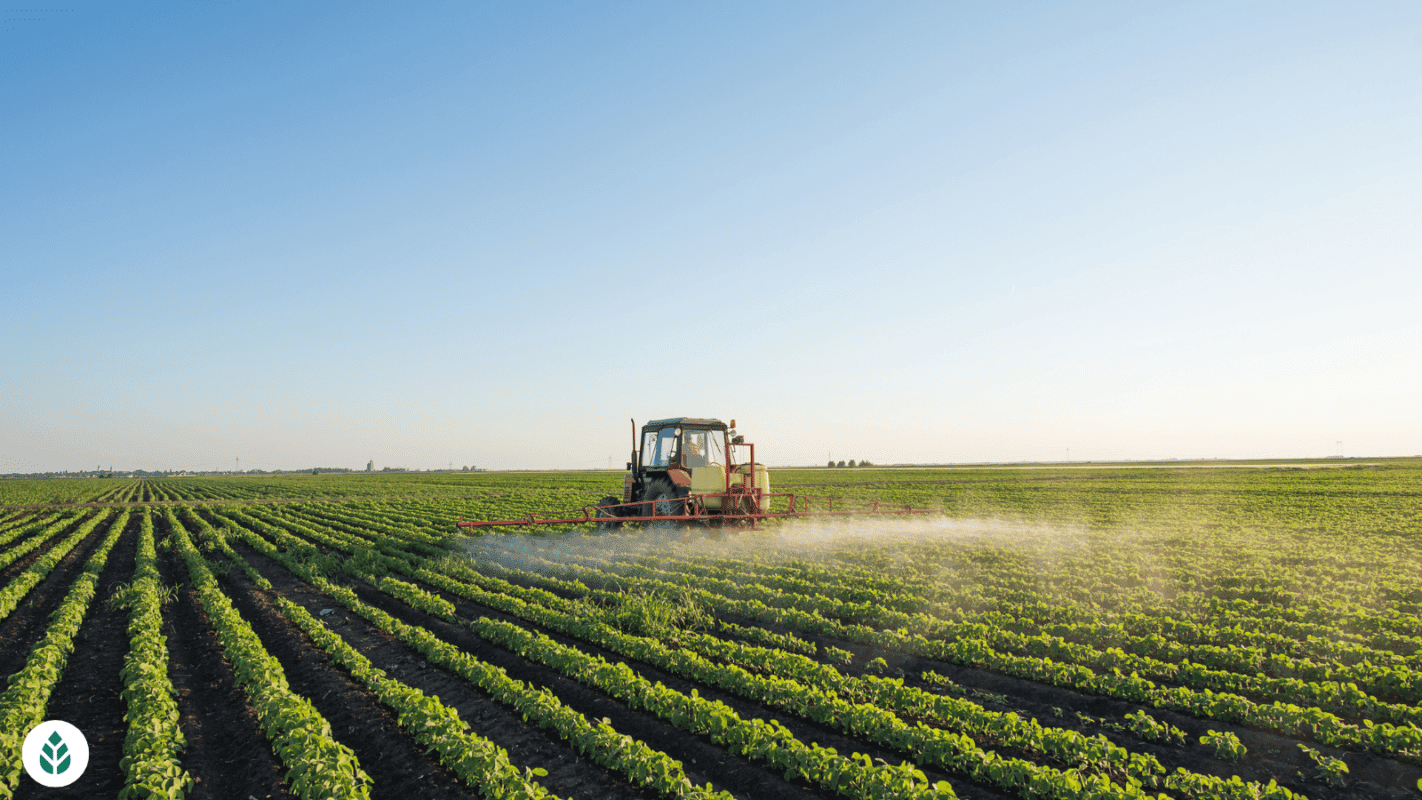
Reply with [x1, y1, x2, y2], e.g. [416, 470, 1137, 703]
[40, 730, 70, 774]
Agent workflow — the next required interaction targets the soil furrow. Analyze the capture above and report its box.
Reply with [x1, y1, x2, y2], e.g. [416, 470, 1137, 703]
[0, 513, 84, 586]
[153, 513, 294, 800]
[489, 562, 1422, 800]
[0, 513, 105, 680]
[208, 547, 488, 800]
[378, 559, 1008, 800]
[227, 539, 667, 800]
[13, 513, 139, 799]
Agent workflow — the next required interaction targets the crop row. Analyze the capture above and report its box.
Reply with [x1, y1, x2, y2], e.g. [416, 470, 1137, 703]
[226, 506, 1311, 800]
[486, 551, 1422, 762]
[419, 556, 1304, 800]
[547, 552, 1419, 726]
[0, 512, 81, 571]
[177, 508, 567, 800]
[639, 550, 1420, 666]
[220, 508, 966, 800]
[186, 507, 730, 800]
[115, 511, 193, 800]
[0, 511, 128, 798]
[0, 513, 57, 548]
[261, 500, 1422, 711]
[163, 508, 373, 799]
[0, 511, 112, 624]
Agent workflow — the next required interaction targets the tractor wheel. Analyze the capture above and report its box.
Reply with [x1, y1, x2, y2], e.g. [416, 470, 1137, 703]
[640, 478, 681, 529]
[594, 495, 622, 531]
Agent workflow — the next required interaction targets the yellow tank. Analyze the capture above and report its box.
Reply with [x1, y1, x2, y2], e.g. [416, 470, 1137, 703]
[734, 463, 771, 512]
[690, 464, 727, 509]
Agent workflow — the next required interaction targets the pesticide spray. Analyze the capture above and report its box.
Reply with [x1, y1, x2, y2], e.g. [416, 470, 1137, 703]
[455, 514, 1097, 583]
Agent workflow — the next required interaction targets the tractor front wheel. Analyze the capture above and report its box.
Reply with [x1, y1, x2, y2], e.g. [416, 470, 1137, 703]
[640, 479, 681, 529]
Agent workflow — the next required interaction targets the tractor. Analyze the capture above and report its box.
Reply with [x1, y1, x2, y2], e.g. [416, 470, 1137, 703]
[595, 417, 768, 530]
[455, 417, 936, 532]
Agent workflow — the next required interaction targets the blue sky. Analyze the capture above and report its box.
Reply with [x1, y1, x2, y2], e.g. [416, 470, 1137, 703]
[4, 2, 1419, 472]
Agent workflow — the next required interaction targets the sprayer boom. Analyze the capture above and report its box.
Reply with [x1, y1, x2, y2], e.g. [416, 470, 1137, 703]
[456, 492, 937, 530]
[455, 416, 936, 534]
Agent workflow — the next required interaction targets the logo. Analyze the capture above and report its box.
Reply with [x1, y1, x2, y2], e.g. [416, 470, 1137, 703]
[22, 721, 89, 788]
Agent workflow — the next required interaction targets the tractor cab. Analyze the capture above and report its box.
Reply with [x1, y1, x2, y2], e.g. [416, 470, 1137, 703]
[630, 418, 728, 504]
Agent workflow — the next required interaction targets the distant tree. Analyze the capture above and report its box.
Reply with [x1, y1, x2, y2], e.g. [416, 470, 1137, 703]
[847, 459, 857, 468]
[311, 468, 319, 475]
[827, 460, 836, 468]
[837, 460, 846, 468]
[860, 460, 873, 467]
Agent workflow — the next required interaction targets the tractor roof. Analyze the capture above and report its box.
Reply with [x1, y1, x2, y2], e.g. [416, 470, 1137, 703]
[643, 418, 728, 431]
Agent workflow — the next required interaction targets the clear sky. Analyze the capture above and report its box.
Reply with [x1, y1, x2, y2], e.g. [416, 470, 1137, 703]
[4, 2, 1419, 472]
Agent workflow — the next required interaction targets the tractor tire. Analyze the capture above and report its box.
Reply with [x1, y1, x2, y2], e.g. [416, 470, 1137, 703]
[640, 478, 681, 529]
[594, 495, 622, 531]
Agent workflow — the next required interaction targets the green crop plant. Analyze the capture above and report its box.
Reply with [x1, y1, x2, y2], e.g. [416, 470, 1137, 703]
[1297, 744, 1348, 788]
[1200, 730, 1247, 762]
[1122, 711, 1187, 745]
[822, 645, 855, 667]
[0, 511, 127, 799]
[608, 588, 712, 643]
[118, 511, 194, 800]
[163, 509, 372, 799]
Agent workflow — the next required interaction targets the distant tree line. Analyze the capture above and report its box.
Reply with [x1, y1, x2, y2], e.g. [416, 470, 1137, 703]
[826, 459, 872, 468]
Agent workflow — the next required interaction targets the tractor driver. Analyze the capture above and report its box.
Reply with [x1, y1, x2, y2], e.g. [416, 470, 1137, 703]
[683, 432, 708, 468]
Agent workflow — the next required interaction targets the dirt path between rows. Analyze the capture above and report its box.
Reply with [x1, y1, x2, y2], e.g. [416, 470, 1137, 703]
[0, 513, 104, 682]
[225, 538, 663, 800]
[211, 547, 487, 800]
[154, 512, 295, 800]
[14, 514, 137, 799]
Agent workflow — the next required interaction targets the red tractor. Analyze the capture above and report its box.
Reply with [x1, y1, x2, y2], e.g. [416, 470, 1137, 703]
[596, 417, 769, 530]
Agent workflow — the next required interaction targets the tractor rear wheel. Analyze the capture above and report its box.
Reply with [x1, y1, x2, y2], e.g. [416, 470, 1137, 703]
[640, 478, 681, 529]
[594, 495, 622, 531]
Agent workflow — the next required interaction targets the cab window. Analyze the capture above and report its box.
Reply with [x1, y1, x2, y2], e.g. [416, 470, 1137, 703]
[641, 427, 679, 468]
[706, 431, 724, 465]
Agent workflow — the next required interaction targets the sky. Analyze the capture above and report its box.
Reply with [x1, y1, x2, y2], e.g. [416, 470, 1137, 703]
[3, 2, 1420, 472]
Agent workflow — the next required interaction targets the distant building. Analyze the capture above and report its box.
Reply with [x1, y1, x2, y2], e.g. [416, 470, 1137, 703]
[367, 460, 374, 472]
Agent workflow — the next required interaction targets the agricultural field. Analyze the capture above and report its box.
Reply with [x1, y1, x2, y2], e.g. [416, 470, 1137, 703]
[2, 461, 1422, 800]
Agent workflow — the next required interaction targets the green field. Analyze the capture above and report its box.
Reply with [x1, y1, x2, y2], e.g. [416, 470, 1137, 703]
[2, 461, 1420, 799]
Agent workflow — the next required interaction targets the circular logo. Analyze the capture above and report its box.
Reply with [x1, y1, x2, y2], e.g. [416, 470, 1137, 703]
[22, 721, 89, 788]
